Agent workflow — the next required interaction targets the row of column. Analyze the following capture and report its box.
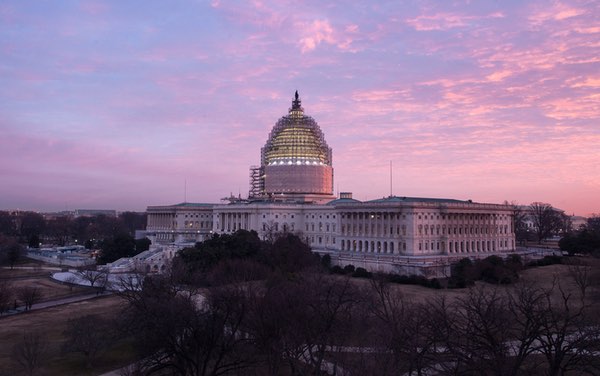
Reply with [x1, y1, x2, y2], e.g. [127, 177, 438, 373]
[148, 213, 175, 230]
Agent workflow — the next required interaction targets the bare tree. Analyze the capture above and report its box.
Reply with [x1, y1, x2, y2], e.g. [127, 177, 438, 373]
[63, 274, 79, 292]
[76, 266, 108, 289]
[62, 314, 113, 369]
[0, 280, 13, 315]
[535, 273, 600, 376]
[12, 331, 47, 376]
[530, 202, 563, 243]
[505, 201, 529, 244]
[118, 274, 255, 376]
[16, 286, 42, 311]
[587, 214, 600, 233]
[368, 277, 441, 376]
[0, 235, 23, 269]
[445, 286, 515, 375]
[505, 282, 548, 375]
[297, 274, 364, 374]
[244, 279, 297, 375]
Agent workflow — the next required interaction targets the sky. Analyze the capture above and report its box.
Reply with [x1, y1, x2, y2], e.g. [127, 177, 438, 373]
[1, 1, 598, 216]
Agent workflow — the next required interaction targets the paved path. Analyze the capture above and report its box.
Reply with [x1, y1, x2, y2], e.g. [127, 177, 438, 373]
[1, 292, 112, 317]
[1, 266, 63, 271]
[31, 292, 112, 310]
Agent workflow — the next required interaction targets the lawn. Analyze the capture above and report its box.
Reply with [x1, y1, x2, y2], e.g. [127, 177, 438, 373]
[0, 295, 133, 376]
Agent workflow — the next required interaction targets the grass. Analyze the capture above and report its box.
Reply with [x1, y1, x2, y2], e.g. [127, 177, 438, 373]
[0, 295, 133, 376]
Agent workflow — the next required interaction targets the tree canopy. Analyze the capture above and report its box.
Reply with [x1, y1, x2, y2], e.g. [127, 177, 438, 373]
[175, 230, 319, 286]
[559, 215, 600, 256]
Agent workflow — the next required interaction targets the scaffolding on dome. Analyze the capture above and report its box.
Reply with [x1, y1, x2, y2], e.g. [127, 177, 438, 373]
[261, 94, 332, 167]
[250, 91, 335, 201]
[248, 165, 265, 198]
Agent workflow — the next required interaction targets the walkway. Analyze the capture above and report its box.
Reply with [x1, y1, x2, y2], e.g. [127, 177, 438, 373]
[1, 291, 111, 317]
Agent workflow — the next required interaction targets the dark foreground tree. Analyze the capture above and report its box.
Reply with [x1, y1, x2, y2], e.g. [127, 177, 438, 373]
[369, 278, 438, 376]
[12, 331, 48, 376]
[535, 267, 600, 376]
[16, 286, 42, 311]
[62, 314, 114, 369]
[0, 235, 24, 269]
[119, 211, 147, 235]
[0, 280, 13, 315]
[97, 233, 136, 264]
[119, 275, 255, 376]
[19, 212, 45, 245]
[559, 229, 600, 256]
[135, 237, 151, 253]
[0, 211, 17, 236]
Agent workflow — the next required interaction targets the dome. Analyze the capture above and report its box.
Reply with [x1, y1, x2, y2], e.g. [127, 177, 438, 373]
[250, 92, 335, 201]
[261, 91, 332, 167]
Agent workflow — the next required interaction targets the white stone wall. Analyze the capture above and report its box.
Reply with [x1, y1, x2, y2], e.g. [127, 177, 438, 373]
[146, 199, 517, 274]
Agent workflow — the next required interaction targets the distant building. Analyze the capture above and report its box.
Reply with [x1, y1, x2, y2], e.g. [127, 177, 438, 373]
[570, 215, 587, 230]
[74, 209, 117, 217]
[141, 92, 516, 277]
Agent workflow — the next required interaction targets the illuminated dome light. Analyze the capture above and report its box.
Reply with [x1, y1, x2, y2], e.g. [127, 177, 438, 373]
[261, 91, 332, 168]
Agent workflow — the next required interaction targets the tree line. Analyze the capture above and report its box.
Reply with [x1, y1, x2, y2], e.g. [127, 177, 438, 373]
[0, 211, 149, 266]
[560, 214, 600, 256]
[509, 202, 572, 244]
[109, 231, 600, 375]
[0, 210, 146, 248]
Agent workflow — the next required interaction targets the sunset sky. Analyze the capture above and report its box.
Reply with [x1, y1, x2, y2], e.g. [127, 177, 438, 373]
[1, 1, 598, 216]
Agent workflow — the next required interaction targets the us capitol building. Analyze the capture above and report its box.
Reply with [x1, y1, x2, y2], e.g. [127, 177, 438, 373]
[138, 92, 515, 276]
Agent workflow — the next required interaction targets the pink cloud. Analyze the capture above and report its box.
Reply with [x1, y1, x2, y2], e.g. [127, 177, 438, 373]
[406, 12, 504, 31]
[528, 2, 585, 25]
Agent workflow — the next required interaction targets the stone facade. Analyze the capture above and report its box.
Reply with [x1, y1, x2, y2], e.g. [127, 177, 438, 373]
[145, 195, 516, 276]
